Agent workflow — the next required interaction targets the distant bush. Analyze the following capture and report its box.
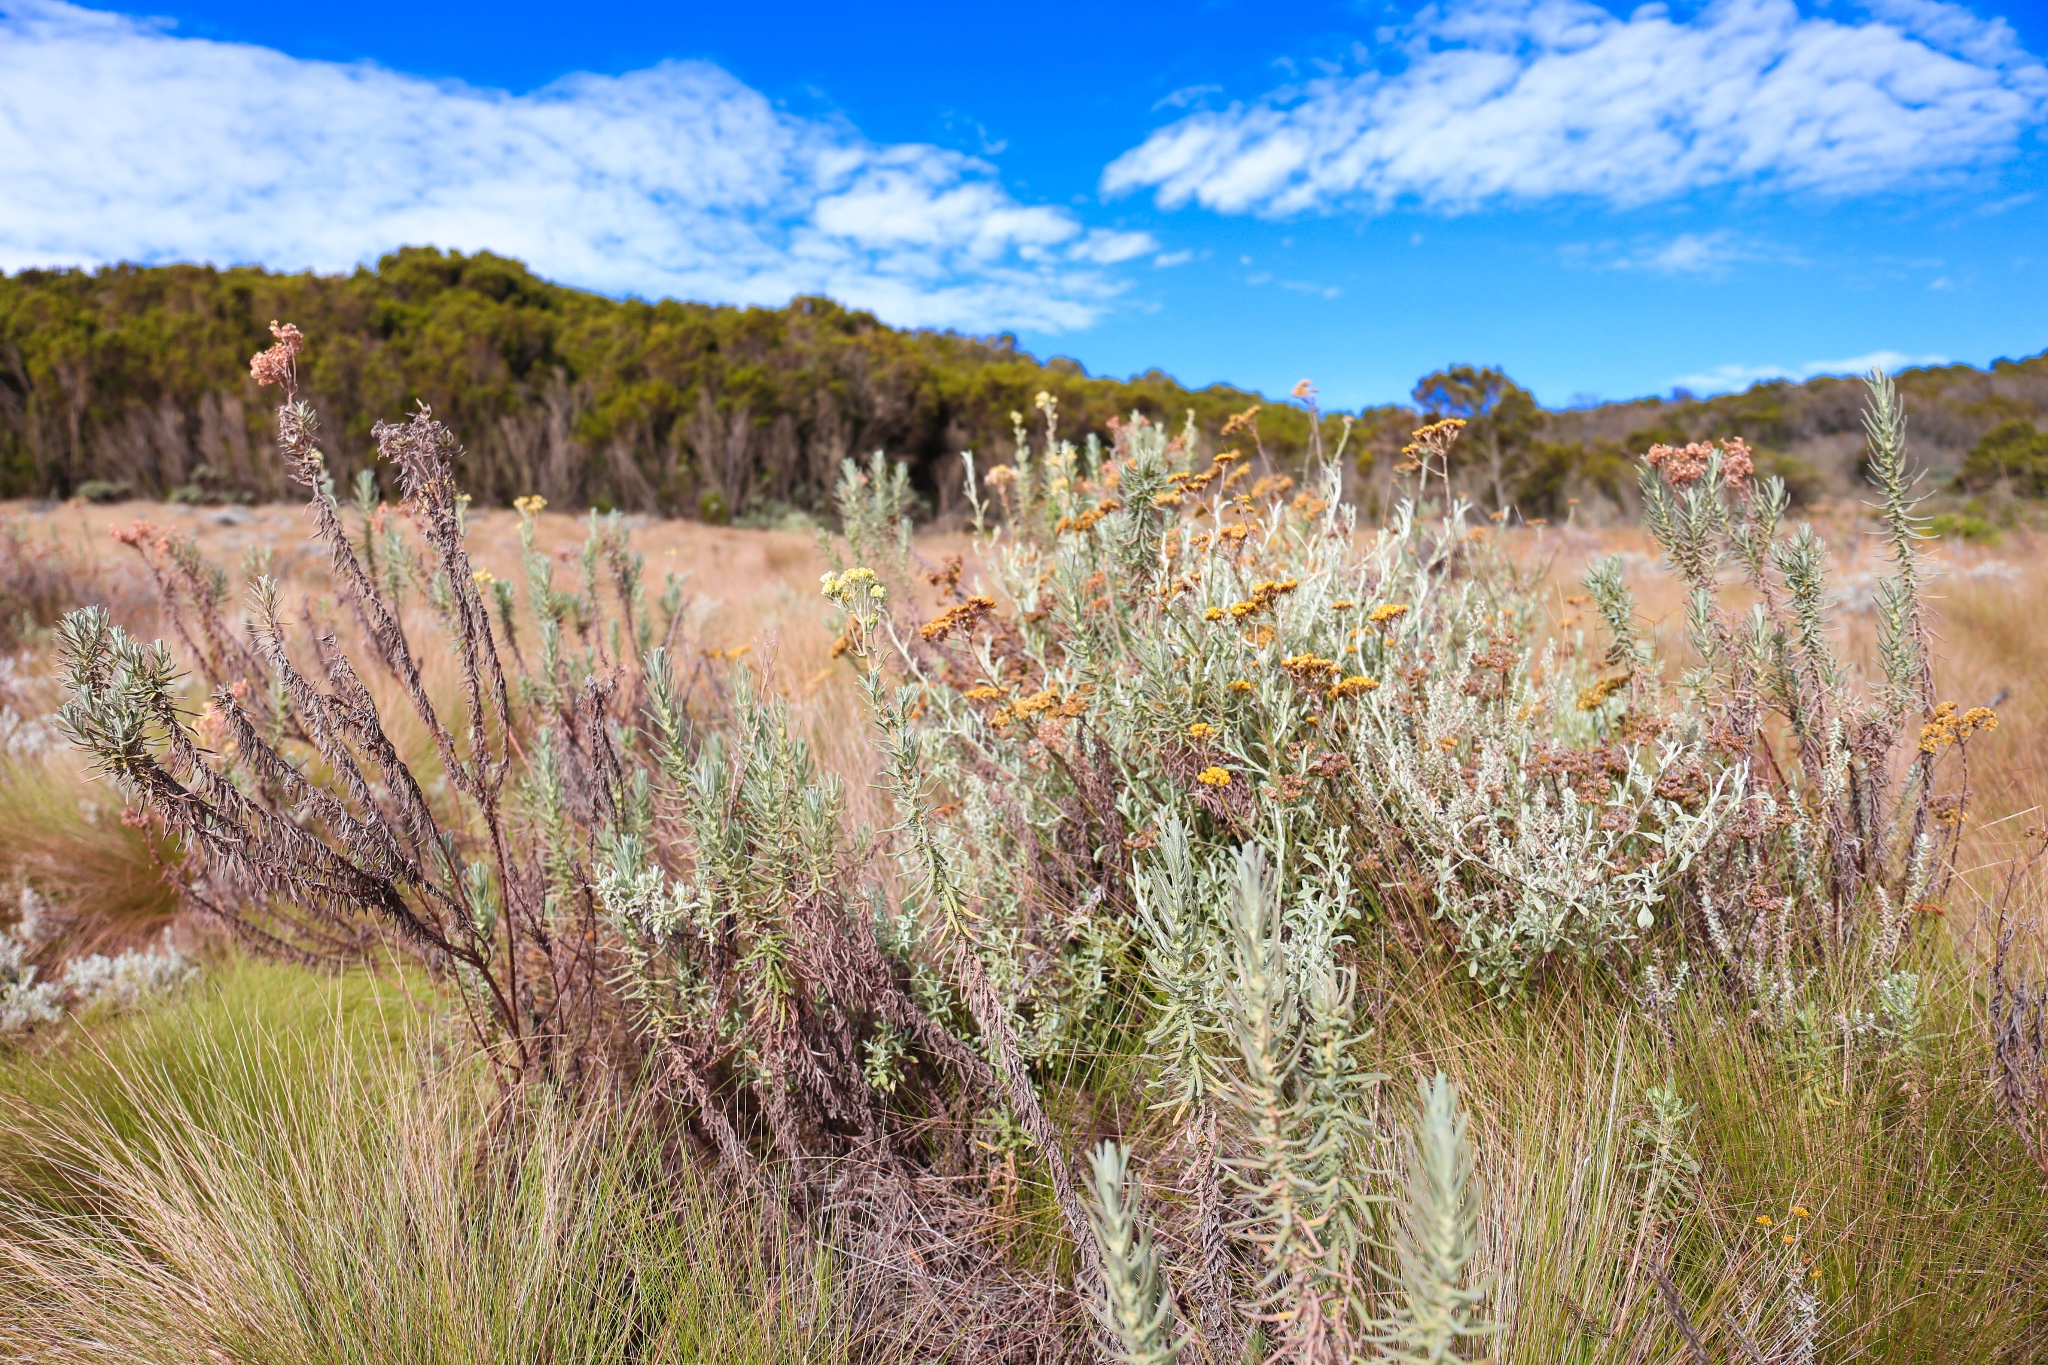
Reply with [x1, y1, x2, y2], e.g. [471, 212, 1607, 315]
[1930, 511, 2001, 543]
[73, 480, 132, 504]
[1960, 418, 2048, 496]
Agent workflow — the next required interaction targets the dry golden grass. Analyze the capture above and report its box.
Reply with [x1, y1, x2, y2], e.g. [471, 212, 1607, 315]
[11, 495, 2041, 947]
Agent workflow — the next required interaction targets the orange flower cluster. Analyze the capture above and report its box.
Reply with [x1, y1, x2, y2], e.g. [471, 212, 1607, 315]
[919, 595, 997, 643]
[1367, 603, 1409, 625]
[1399, 418, 1466, 469]
[1055, 498, 1121, 535]
[1280, 653, 1338, 683]
[1576, 672, 1632, 711]
[1919, 700, 1998, 753]
[1222, 577, 1299, 621]
[991, 685, 1090, 727]
[1327, 674, 1380, 700]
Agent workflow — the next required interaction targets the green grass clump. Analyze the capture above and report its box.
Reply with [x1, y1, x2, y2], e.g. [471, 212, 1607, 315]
[0, 959, 846, 1364]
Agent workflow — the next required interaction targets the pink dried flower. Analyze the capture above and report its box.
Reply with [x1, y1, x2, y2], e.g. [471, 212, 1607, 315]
[249, 320, 305, 390]
[1720, 437, 1754, 489]
[1645, 441, 1713, 488]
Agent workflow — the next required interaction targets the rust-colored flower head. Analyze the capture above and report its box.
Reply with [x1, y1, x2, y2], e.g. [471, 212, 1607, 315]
[1720, 437, 1755, 489]
[1645, 441, 1714, 488]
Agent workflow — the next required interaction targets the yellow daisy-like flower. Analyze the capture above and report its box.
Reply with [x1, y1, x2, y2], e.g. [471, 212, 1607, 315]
[1228, 680, 1253, 693]
[1204, 606, 1225, 621]
[1196, 767, 1232, 787]
[1756, 1215, 1773, 1228]
[1791, 1205, 1811, 1219]
[1187, 722, 1217, 740]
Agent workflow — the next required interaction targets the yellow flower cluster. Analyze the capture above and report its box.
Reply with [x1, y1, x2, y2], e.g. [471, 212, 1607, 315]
[1918, 700, 1997, 753]
[513, 494, 547, 517]
[1195, 767, 1232, 787]
[1399, 418, 1466, 462]
[1576, 672, 1631, 711]
[918, 595, 996, 643]
[1012, 689, 1061, 717]
[820, 566, 886, 603]
[1367, 602, 1409, 625]
[1186, 722, 1217, 740]
[1218, 577, 1299, 622]
[1280, 653, 1338, 683]
[1327, 674, 1379, 700]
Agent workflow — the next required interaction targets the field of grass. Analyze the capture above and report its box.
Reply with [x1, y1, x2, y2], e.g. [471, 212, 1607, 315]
[2, 389, 2045, 1362]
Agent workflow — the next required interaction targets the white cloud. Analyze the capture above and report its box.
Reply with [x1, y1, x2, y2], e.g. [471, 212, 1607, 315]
[1672, 348, 1950, 394]
[0, 1, 1153, 331]
[1560, 229, 1800, 275]
[1102, 0, 2048, 216]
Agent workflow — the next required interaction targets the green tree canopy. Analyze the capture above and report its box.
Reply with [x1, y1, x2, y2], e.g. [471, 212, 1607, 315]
[1411, 364, 1543, 513]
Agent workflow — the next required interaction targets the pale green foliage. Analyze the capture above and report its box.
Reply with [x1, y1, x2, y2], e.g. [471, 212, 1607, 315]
[833, 451, 916, 583]
[1388, 1074, 1495, 1363]
[1084, 1140, 1188, 1365]
[1582, 556, 1647, 671]
[1211, 847, 1383, 1358]
[0, 928, 61, 1035]
[1627, 1077, 1701, 1238]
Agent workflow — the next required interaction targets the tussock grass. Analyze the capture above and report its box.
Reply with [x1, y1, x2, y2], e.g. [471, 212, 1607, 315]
[1377, 945, 2048, 1362]
[0, 748, 181, 953]
[0, 958, 847, 1364]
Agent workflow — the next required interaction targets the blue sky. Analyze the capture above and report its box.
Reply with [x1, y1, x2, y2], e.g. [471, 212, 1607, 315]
[3, 0, 2046, 408]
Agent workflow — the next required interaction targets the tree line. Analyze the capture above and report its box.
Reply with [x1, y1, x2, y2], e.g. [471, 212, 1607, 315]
[3, 247, 2043, 519]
